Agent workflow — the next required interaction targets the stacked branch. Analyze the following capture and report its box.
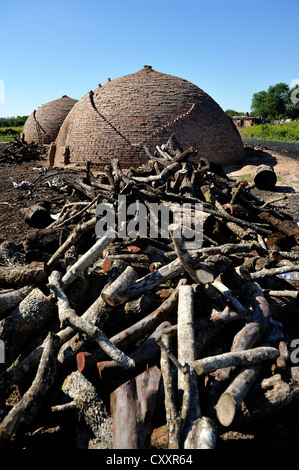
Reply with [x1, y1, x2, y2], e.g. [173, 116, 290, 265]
[1, 134, 299, 450]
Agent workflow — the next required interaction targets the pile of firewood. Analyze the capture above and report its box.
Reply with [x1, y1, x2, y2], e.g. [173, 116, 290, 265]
[1, 134, 299, 449]
[0, 140, 42, 164]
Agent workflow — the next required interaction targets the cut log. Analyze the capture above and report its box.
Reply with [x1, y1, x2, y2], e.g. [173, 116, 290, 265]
[100, 266, 139, 306]
[215, 365, 262, 427]
[239, 366, 299, 422]
[258, 211, 299, 243]
[0, 332, 60, 448]
[62, 370, 113, 449]
[46, 216, 97, 269]
[72, 279, 186, 371]
[0, 285, 33, 315]
[59, 307, 135, 370]
[0, 265, 47, 287]
[193, 346, 279, 376]
[95, 322, 176, 384]
[159, 332, 181, 449]
[61, 228, 116, 289]
[0, 287, 57, 366]
[253, 165, 277, 190]
[177, 284, 217, 449]
[169, 224, 203, 283]
[121, 257, 184, 301]
[110, 365, 162, 449]
[22, 204, 52, 228]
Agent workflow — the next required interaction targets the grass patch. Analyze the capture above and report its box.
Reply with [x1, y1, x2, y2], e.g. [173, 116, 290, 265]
[0, 127, 23, 142]
[239, 121, 299, 142]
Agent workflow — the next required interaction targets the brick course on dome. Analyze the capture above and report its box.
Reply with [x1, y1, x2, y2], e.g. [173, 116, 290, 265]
[51, 67, 244, 170]
[22, 95, 77, 145]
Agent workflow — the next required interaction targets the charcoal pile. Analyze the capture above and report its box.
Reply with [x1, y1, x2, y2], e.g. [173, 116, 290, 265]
[1, 134, 299, 449]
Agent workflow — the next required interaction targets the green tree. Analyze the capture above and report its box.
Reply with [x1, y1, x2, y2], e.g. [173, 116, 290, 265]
[0, 115, 28, 127]
[251, 90, 268, 118]
[265, 83, 290, 119]
[225, 109, 245, 117]
[250, 83, 297, 120]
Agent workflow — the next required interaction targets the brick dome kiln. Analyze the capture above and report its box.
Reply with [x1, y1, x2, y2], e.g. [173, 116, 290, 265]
[51, 66, 244, 170]
[22, 95, 77, 145]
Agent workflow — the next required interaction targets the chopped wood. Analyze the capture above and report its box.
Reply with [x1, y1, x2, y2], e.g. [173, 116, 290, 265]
[0, 285, 33, 315]
[253, 164, 277, 190]
[159, 332, 182, 448]
[62, 370, 113, 449]
[110, 366, 162, 449]
[46, 216, 97, 269]
[215, 365, 262, 427]
[0, 332, 60, 448]
[0, 265, 47, 287]
[61, 227, 116, 288]
[1, 134, 299, 450]
[193, 346, 279, 376]
[0, 287, 57, 366]
[59, 307, 136, 370]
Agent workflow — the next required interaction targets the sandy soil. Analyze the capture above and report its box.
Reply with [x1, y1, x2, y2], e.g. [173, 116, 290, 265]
[224, 143, 299, 223]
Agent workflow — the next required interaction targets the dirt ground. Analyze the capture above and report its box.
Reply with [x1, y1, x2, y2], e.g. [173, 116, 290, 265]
[1, 142, 299, 248]
[224, 143, 299, 223]
[1, 142, 299, 450]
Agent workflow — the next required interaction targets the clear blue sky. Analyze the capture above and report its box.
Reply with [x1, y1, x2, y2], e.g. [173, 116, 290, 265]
[0, 0, 298, 117]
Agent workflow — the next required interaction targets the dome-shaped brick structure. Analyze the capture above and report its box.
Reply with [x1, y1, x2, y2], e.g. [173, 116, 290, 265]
[51, 66, 244, 170]
[22, 95, 77, 145]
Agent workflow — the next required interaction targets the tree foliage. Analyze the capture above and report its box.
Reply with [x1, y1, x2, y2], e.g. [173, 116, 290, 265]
[251, 83, 299, 120]
[225, 109, 245, 117]
[0, 115, 28, 127]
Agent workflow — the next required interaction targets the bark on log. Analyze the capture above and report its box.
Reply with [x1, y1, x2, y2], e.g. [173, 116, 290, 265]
[239, 366, 299, 422]
[59, 175, 98, 200]
[241, 263, 299, 281]
[0, 287, 57, 366]
[62, 370, 113, 449]
[131, 162, 181, 183]
[46, 216, 97, 269]
[100, 266, 139, 306]
[110, 365, 162, 449]
[0, 332, 60, 448]
[253, 165, 277, 190]
[95, 322, 176, 384]
[0, 285, 33, 316]
[258, 211, 299, 243]
[177, 285, 217, 449]
[56, 262, 137, 365]
[169, 224, 204, 283]
[212, 283, 271, 386]
[0, 265, 47, 287]
[193, 346, 279, 376]
[267, 290, 299, 299]
[22, 204, 52, 228]
[177, 285, 197, 395]
[215, 365, 262, 427]
[171, 169, 188, 193]
[73, 279, 186, 371]
[159, 332, 181, 449]
[61, 228, 116, 289]
[59, 307, 135, 370]
[204, 206, 272, 236]
[121, 257, 184, 301]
